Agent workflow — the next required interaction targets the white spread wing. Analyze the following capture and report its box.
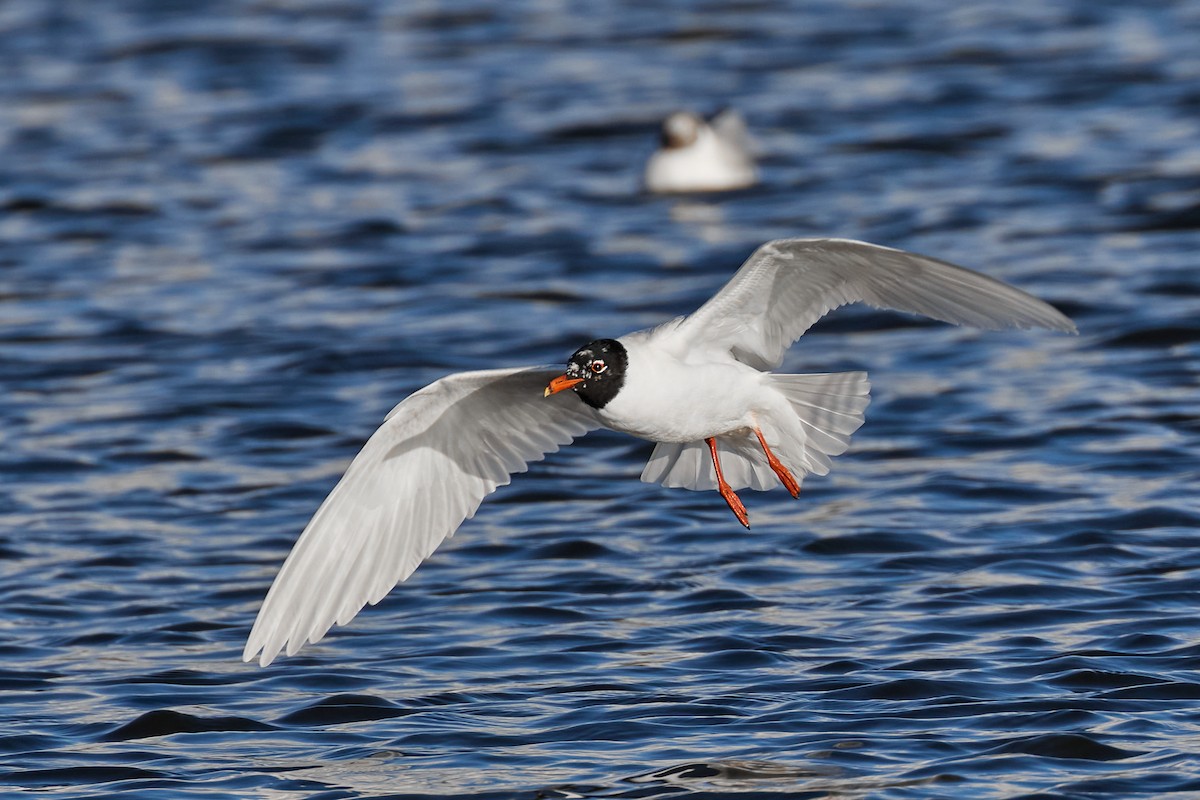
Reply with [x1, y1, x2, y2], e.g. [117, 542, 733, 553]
[669, 238, 1076, 369]
[243, 367, 599, 666]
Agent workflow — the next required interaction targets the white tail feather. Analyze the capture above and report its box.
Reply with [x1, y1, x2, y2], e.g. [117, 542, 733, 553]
[640, 372, 870, 492]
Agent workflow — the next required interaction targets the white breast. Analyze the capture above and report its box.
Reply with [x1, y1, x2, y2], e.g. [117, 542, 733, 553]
[597, 336, 769, 443]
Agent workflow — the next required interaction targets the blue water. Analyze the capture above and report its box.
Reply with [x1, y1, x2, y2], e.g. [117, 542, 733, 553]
[3, 0, 1200, 797]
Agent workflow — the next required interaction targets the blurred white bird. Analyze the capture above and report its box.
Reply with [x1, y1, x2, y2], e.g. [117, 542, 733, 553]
[644, 109, 757, 193]
[244, 238, 1075, 666]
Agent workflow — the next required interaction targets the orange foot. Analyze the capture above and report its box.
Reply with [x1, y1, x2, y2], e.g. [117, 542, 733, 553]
[718, 482, 750, 529]
[707, 437, 750, 529]
[755, 427, 801, 498]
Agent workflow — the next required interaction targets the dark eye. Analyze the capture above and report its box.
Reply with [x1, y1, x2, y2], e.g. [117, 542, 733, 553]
[590, 360, 607, 374]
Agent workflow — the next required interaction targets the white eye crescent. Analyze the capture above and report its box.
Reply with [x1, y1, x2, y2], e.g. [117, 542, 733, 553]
[590, 360, 607, 374]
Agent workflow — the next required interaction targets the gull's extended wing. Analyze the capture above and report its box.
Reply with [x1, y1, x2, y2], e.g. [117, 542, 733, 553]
[244, 367, 599, 666]
[667, 238, 1075, 370]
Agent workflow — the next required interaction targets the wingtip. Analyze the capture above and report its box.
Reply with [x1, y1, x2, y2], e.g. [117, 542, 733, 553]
[242, 636, 279, 667]
[1035, 306, 1078, 336]
[244, 648, 278, 668]
[1003, 316, 1077, 336]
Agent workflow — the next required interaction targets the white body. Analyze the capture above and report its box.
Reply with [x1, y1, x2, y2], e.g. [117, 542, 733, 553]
[603, 322, 871, 493]
[600, 329, 770, 442]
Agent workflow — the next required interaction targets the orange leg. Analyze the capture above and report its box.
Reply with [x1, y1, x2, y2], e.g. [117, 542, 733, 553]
[754, 427, 801, 498]
[706, 437, 750, 529]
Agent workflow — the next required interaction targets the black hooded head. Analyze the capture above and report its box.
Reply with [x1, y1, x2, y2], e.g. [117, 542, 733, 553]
[563, 338, 628, 410]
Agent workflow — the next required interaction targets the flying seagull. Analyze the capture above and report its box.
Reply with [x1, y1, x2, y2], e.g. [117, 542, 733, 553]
[244, 237, 1075, 665]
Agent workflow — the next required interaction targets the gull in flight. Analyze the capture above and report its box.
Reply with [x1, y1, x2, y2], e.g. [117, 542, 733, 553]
[244, 238, 1075, 665]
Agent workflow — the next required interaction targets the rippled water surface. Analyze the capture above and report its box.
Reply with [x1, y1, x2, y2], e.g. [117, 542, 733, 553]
[4, 1, 1200, 797]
